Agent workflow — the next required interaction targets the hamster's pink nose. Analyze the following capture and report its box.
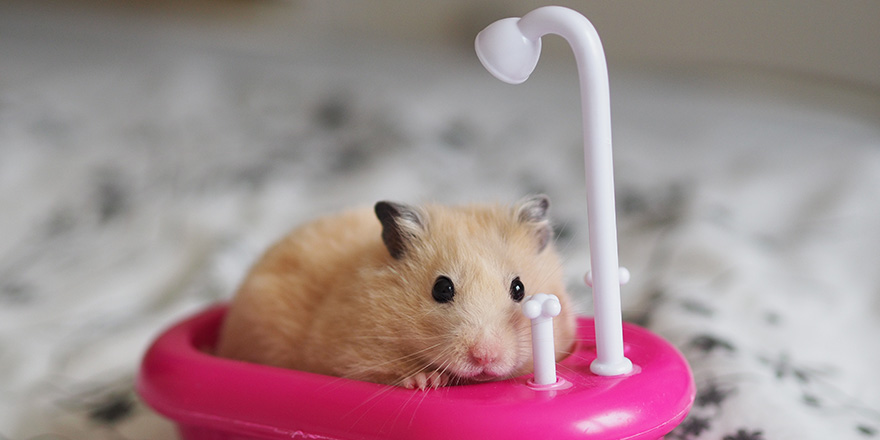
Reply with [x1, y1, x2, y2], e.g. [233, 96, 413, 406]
[469, 342, 500, 366]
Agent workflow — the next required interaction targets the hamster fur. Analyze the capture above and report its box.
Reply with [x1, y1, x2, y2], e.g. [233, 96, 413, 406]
[216, 195, 576, 389]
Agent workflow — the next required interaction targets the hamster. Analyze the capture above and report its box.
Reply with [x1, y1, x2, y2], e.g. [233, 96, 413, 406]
[216, 195, 576, 390]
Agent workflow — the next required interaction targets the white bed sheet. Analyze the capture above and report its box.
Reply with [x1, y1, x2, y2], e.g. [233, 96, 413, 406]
[1, 9, 879, 440]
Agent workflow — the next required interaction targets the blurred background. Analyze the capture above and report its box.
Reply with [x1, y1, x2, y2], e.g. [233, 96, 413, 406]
[1, 1, 879, 439]
[4, 0, 879, 87]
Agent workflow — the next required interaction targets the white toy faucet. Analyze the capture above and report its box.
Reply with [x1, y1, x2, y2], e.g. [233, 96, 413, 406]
[522, 294, 562, 386]
[476, 6, 633, 376]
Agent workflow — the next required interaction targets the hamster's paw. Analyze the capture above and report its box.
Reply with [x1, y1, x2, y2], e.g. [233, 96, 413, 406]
[401, 371, 450, 390]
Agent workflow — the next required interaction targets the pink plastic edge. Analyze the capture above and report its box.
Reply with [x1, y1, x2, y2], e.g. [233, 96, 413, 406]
[137, 305, 695, 440]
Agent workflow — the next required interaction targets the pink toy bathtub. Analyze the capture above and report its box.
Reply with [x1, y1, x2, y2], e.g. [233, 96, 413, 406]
[137, 305, 695, 439]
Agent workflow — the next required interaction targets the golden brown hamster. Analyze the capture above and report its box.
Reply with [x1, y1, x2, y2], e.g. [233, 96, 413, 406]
[216, 195, 576, 389]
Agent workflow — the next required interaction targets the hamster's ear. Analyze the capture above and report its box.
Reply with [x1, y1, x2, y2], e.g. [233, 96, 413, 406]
[375, 201, 425, 260]
[514, 194, 552, 253]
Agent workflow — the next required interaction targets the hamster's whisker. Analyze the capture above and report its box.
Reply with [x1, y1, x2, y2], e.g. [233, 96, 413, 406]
[346, 334, 447, 343]
[388, 345, 450, 370]
[555, 362, 581, 377]
[341, 381, 403, 424]
[341, 341, 451, 384]
[418, 349, 454, 373]
[387, 344, 460, 389]
[553, 217, 576, 252]
[389, 381, 429, 429]
[401, 361, 452, 426]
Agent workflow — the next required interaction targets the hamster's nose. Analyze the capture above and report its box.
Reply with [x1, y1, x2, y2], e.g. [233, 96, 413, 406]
[469, 341, 500, 366]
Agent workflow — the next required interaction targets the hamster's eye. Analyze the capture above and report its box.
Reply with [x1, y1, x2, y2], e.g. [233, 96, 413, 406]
[510, 277, 525, 302]
[432, 276, 455, 303]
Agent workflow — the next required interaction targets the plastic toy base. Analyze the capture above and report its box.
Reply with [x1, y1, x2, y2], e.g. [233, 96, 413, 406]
[138, 305, 695, 440]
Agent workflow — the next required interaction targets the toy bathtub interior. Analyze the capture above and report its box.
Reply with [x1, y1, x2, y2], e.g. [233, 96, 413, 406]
[137, 305, 695, 440]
